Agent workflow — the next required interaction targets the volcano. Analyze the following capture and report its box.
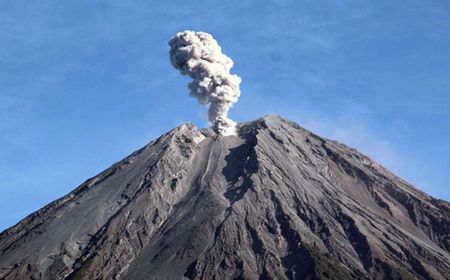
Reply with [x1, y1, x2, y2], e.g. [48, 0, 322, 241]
[1, 116, 449, 280]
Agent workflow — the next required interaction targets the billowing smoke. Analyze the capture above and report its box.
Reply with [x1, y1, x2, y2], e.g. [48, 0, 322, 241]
[168, 31, 241, 136]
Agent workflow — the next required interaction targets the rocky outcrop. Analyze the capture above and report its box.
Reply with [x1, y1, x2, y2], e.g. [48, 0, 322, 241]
[0, 115, 449, 280]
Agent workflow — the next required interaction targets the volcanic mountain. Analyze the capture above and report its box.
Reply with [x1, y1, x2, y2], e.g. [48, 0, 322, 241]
[0, 116, 449, 280]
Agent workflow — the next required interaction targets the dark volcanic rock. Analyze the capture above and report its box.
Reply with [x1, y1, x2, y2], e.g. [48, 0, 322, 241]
[0, 115, 449, 280]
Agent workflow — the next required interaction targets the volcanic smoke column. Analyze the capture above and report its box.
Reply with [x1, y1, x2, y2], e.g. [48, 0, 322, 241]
[169, 31, 241, 136]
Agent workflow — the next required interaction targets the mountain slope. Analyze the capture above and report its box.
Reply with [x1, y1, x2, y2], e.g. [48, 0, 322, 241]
[1, 115, 449, 280]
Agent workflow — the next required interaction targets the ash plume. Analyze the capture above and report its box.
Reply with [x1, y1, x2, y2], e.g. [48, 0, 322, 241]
[169, 31, 241, 136]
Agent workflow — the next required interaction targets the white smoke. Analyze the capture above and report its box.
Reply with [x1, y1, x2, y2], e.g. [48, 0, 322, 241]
[168, 31, 241, 136]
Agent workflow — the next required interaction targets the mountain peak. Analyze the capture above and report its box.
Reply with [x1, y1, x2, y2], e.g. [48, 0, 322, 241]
[1, 116, 449, 280]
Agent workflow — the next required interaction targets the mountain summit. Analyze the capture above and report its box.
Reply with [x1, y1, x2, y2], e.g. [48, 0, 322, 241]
[1, 116, 449, 280]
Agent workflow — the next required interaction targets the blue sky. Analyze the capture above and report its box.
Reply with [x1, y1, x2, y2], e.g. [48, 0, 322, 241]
[1, 0, 449, 232]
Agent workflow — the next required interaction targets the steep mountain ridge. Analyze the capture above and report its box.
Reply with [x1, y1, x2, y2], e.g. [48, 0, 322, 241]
[1, 115, 449, 280]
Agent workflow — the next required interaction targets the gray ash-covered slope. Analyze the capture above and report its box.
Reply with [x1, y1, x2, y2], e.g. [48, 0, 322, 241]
[1, 115, 449, 280]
